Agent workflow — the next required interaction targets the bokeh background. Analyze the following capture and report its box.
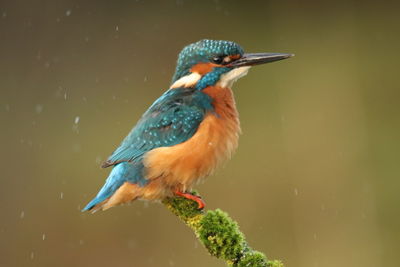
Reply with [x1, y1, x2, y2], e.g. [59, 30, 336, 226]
[1, 1, 399, 266]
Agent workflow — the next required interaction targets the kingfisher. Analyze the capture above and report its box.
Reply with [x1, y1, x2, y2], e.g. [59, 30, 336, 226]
[83, 39, 292, 212]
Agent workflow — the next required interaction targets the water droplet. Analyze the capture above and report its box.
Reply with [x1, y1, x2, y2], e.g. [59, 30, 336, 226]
[35, 104, 43, 114]
[60, 192, 64, 199]
[42, 234, 46, 240]
[115, 25, 119, 31]
[20, 211, 25, 219]
[294, 188, 298, 196]
[30, 252, 34, 259]
[74, 116, 80, 124]
[65, 9, 71, 16]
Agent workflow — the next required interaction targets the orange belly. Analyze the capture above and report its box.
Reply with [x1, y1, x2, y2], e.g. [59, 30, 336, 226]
[141, 86, 241, 199]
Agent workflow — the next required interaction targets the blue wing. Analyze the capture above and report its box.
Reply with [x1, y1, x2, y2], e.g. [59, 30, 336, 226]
[83, 87, 214, 211]
[101, 87, 214, 168]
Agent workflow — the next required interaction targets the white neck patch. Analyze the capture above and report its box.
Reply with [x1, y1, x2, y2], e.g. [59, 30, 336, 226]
[217, 66, 251, 88]
[170, 72, 201, 89]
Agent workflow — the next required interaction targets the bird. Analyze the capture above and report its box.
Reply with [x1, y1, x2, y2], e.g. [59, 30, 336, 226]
[82, 39, 293, 212]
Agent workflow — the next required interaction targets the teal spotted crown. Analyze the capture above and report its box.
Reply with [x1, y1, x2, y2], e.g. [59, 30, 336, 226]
[172, 39, 244, 82]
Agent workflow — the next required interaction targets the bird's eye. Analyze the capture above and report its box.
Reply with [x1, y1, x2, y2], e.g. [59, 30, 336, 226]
[211, 56, 224, 64]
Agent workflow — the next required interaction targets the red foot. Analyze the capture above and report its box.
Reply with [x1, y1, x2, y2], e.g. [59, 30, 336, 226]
[174, 191, 205, 209]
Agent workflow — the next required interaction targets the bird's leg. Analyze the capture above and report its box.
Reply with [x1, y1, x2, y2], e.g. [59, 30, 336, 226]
[174, 191, 205, 210]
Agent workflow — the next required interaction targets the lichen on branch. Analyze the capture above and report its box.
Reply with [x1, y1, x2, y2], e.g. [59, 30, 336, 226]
[162, 192, 283, 267]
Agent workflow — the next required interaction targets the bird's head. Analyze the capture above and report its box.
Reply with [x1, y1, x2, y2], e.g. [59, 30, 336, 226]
[171, 39, 293, 90]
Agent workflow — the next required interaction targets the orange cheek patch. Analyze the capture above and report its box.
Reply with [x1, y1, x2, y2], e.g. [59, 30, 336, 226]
[190, 63, 218, 75]
[230, 54, 241, 60]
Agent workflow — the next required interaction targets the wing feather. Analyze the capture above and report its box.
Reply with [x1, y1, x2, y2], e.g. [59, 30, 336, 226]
[102, 88, 213, 168]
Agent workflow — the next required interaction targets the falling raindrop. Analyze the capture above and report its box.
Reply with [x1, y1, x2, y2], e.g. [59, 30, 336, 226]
[35, 104, 43, 114]
[65, 9, 71, 16]
[30, 252, 34, 260]
[60, 192, 64, 199]
[64, 91, 67, 100]
[294, 188, 298, 196]
[20, 211, 25, 219]
[73, 116, 80, 134]
[42, 234, 46, 240]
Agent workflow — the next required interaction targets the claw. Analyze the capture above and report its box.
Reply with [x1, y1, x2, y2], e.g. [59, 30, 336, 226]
[174, 191, 205, 209]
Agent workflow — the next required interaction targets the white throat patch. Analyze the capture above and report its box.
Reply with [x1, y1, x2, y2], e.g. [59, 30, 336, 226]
[217, 66, 251, 88]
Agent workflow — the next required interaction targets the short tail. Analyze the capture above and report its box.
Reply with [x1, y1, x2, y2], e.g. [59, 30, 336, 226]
[82, 196, 109, 213]
[82, 165, 126, 212]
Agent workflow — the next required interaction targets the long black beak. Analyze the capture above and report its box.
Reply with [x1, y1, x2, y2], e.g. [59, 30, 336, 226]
[230, 53, 294, 67]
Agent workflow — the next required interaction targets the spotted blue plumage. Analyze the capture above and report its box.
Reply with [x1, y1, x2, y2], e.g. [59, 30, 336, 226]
[82, 87, 213, 211]
[103, 87, 213, 167]
[172, 39, 244, 83]
[196, 67, 231, 90]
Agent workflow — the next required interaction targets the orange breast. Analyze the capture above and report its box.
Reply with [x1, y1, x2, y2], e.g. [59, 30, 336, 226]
[143, 86, 241, 192]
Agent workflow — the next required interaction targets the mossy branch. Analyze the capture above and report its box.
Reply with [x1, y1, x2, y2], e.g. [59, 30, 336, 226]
[162, 192, 283, 267]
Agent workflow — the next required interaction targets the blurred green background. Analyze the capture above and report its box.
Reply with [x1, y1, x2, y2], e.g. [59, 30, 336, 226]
[1, 1, 399, 266]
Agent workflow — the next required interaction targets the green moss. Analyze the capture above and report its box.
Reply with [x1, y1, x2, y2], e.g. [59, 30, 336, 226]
[236, 251, 267, 267]
[199, 209, 245, 262]
[266, 260, 284, 267]
[163, 193, 284, 267]
[163, 195, 202, 220]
